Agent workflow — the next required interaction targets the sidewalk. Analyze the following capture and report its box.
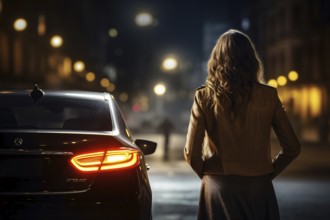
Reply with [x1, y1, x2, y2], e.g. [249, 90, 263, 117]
[276, 142, 330, 180]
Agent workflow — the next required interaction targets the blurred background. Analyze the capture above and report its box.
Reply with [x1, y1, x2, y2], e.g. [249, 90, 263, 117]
[0, 0, 330, 144]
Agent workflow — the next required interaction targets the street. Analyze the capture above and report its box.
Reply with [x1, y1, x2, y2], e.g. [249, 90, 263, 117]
[136, 133, 330, 220]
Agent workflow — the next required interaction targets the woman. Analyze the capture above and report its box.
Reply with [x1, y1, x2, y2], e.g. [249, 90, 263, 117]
[184, 29, 300, 220]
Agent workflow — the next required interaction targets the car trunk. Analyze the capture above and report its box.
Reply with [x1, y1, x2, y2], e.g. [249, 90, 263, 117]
[0, 132, 122, 195]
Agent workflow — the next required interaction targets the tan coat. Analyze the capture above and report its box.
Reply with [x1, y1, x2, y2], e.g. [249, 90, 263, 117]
[184, 83, 301, 179]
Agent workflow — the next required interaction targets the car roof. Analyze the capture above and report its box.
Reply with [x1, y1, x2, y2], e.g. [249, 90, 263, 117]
[0, 90, 113, 102]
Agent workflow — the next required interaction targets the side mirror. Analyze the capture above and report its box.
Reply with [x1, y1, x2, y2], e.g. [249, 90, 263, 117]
[135, 139, 157, 155]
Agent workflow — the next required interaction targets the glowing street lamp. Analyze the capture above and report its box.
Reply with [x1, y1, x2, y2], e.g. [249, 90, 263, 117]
[119, 93, 129, 102]
[106, 83, 116, 92]
[154, 83, 166, 96]
[108, 28, 118, 38]
[100, 78, 110, 88]
[277, 75, 287, 86]
[154, 83, 166, 116]
[267, 79, 278, 88]
[288, 71, 299, 81]
[135, 12, 153, 27]
[13, 18, 27, 31]
[50, 35, 63, 48]
[162, 57, 178, 72]
[85, 72, 95, 82]
[73, 61, 85, 72]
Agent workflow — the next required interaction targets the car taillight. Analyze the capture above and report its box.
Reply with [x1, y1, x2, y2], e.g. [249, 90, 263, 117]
[71, 149, 140, 172]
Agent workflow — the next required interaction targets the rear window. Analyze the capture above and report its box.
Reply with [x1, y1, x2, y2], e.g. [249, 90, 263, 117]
[0, 95, 113, 131]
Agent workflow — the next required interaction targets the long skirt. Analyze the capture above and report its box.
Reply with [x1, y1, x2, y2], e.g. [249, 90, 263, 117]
[198, 175, 280, 220]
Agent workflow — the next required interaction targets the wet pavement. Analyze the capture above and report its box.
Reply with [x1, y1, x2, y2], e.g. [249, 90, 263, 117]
[135, 133, 330, 220]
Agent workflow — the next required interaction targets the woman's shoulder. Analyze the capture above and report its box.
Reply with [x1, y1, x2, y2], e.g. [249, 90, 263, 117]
[254, 82, 277, 94]
[194, 85, 207, 95]
[195, 85, 206, 91]
[193, 85, 209, 104]
[252, 83, 279, 103]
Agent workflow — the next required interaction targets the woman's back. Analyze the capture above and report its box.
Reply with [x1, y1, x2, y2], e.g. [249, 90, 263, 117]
[192, 83, 300, 176]
[184, 29, 300, 220]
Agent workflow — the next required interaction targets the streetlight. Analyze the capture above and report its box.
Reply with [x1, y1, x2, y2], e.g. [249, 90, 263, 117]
[85, 72, 95, 82]
[73, 61, 85, 72]
[135, 12, 153, 27]
[50, 35, 63, 48]
[241, 18, 250, 31]
[13, 18, 27, 31]
[108, 28, 118, 38]
[119, 93, 129, 102]
[288, 71, 299, 81]
[154, 83, 166, 96]
[267, 79, 278, 88]
[277, 75, 287, 86]
[162, 57, 178, 72]
[154, 83, 166, 116]
[106, 83, 116, 92]
[100, 78, 110, 88]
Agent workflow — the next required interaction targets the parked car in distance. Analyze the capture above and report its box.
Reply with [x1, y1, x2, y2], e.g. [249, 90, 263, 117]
[0, 85, 157, 220]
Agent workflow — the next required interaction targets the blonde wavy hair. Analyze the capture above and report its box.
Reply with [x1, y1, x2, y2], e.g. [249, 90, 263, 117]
[205, 29, 264, 119]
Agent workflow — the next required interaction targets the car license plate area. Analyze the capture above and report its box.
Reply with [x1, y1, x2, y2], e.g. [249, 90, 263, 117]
[0, 158, 43, 178]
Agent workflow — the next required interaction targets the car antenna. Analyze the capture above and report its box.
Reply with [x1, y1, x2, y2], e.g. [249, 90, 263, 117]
[30, 84, 44, 103]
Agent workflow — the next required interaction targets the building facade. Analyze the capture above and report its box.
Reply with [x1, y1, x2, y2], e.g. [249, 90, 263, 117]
[0, 0, 104, 90]
[243, 0, 330, 142]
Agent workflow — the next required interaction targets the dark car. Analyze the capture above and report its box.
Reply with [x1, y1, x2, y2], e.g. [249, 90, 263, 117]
[0, 86, 157, 220]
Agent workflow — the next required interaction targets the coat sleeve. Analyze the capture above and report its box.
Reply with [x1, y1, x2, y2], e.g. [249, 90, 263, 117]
[184, 91, 206, 179]
[271, 90, 301, 179]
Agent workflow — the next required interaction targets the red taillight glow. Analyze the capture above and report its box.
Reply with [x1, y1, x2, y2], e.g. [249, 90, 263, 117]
[71, 149, 140, 172]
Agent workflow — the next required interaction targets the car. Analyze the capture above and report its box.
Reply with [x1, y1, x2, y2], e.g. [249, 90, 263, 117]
[0, 85, 157, 220]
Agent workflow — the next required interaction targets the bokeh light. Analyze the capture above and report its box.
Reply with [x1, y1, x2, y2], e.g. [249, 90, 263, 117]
[106, 83, 116, 92]
[85, 72, 95, 82]
[108, 28, 118, 38]
[288, 71, 299, 81]
[73, 61, 85, 72]
[13, 18, 27, 31]
[162, 57, 178, 71]
[154, 83, 166, 96]
[135, 12, 153, 27]
[119, 93, 128, 102]
[277, 75, 287, 86]
[100, 78, 110, 88]
[267, 79, 278, 88]
[132, 104, 141, 112]
[50, 35, 63, 48]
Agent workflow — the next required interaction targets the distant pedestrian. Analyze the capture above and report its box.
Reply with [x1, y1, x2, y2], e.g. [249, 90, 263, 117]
[184, 29, 301, 220]
[158, 117, 174, 161]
